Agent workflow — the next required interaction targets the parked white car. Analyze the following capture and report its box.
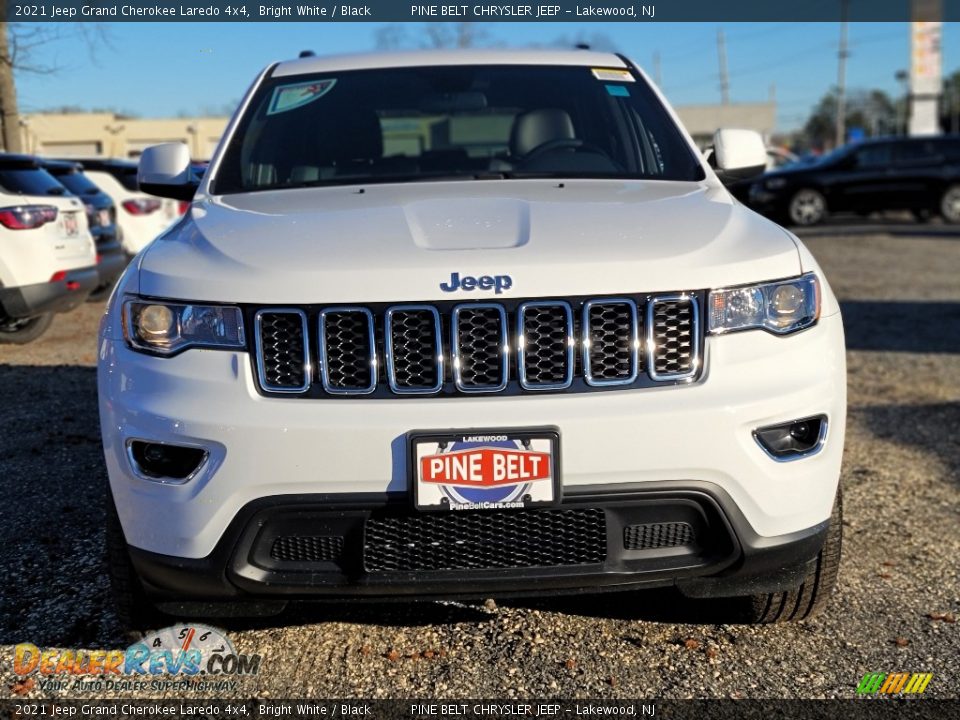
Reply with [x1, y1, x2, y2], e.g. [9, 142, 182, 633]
[0, 154, 98, 343]
[98, 50, 846, 630]
[65, 158, 181, 256]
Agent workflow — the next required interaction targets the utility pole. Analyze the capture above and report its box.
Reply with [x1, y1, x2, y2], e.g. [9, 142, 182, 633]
[717, 28, 730, 105]
[835, 0, 849, 148]
[653, 50, 662, 87]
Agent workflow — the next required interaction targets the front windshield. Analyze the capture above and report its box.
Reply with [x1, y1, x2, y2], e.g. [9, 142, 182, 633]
[213, 63, 705, 193]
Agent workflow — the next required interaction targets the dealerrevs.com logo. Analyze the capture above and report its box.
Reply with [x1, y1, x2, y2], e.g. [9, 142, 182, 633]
[856, 672, 933, 695]
[13, 624, 261, 693]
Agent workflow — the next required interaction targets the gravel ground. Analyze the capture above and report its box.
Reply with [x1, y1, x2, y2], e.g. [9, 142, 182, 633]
[1, 223, 957, 700]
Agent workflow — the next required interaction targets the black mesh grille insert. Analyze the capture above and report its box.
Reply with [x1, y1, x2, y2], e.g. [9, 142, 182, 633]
[623, 522, 695, 550]
[271, 535, 344, 562]
[388, 309, 441, 390]
[520, 304, 571, 387]
[364, 508, 607, 572]
[321, 310, 374, 391]
[650, 298, 696, 376]
[586, 302, 638, 382]
[454, 306, 506, 389]
[256, 311, 307, 390]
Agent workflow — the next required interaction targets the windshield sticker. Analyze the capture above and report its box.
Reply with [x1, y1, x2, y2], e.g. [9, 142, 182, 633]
[592, 68, 635, 82]
[606, 84, 630, 97]
[267, 79, 337, 115]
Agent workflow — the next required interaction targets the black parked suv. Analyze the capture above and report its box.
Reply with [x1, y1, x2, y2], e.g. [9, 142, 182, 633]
[43, 160, 126, 299]
[745, 136, 960, 226]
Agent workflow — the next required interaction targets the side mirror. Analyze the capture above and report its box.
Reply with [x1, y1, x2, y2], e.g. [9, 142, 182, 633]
[710, 129, 767, 184]
[138, 143, 197, 201]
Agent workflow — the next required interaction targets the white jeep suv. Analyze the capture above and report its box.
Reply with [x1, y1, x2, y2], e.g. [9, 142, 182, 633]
[98, 50, 845, 628]
[0, 154, 98, 343]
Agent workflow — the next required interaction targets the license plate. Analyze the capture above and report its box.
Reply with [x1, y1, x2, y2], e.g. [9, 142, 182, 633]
[410, 428, 560, 512]
[63, 213, 79, 237]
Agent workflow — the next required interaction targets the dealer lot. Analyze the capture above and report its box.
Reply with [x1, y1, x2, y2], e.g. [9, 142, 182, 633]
[0, 224, 957, 699]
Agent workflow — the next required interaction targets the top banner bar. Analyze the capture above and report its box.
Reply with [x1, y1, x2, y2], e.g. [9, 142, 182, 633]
[3, 0, 957, 22]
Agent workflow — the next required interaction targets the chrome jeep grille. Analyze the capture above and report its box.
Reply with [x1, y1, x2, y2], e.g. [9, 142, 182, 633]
[250, 293, 702, 398]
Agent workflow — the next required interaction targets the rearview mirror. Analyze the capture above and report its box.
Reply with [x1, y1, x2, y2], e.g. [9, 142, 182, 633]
[138, 143, 197, 201]
[710, 129, 767, 184]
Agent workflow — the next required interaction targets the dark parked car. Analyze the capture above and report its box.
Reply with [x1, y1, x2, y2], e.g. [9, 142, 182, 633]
[744, 136, 960, 226]
[43, 160, 127, 299]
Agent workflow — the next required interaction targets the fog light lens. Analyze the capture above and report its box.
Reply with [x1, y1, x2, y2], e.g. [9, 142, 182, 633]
[128, 441, 207, 481]
[754, 415, 827, 461]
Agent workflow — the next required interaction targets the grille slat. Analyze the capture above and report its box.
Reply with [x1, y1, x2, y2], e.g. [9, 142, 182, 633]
[583, 299, 640, 386]
[364, 508, 607, 572]
[319, 308, 376, 394]
[518, 302, 573, 390]
[386, 306, 443, 394]
[648, 296, 700, 380]
[255, 310, 309, 393]
[252, 294, 701, 396]
[452, 304, 508, 392]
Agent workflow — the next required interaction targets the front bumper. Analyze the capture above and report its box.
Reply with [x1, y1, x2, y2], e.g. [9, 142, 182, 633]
[0, 266, 98, 318]
[99, 311, 846, 567]
[127, 482, 829, 602]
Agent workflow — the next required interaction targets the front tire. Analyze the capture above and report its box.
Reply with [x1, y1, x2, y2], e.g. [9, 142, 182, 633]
[739, 489, 843, 624]
[0, 313, 53, 344]
[788, 189, 828, 226]
[940, 185, 960, 223]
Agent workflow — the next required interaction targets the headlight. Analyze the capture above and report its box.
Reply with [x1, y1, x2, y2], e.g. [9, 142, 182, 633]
[708, 273, 820, 335]
[123, 297, 245, 355]
[765, 177, 788, 190]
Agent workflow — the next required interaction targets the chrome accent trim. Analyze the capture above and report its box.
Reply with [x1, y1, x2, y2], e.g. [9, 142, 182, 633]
[753, 415, 829, 463]
[254, 308, 311, 394]
[384, 305, 444, 395]
[452, 303, 509, 393]
[646, 294, 701, 382]
[318, 307, 377, 395]
[124, 438, 209, 485]
[582, 298, 640, 387]
[517, 301, 574, 391]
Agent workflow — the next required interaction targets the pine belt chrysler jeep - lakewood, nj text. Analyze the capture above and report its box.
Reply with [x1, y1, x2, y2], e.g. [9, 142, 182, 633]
[97, 49, 846, 629]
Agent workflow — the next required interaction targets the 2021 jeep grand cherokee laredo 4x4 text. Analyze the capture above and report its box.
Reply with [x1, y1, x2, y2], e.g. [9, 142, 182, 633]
[98, 50, 845, 629]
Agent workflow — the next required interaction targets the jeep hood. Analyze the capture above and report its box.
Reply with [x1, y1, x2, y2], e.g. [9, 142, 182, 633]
[139, 179, 801, 303]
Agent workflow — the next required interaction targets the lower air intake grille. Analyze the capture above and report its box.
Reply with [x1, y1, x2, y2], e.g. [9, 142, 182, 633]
[271, 535, 344, 562]
[364, 508, 607, 572]
[623, 522, 695, 550]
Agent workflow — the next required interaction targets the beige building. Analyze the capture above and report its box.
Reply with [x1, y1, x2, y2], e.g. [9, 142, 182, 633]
[19, 113, 229, 160]
[675, 103, 777, 148]
[16, 102, 776, 161]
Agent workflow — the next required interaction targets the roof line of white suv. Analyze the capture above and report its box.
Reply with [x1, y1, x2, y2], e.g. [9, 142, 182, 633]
[272, 48, 626, 77]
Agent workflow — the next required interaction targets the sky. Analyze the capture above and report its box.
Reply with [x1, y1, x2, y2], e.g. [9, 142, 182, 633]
[14, 21, 960, 132]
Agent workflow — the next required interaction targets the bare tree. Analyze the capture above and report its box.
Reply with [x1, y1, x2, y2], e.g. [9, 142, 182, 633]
[0, 22, 112, 152]
[375, 23, 492, 51]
